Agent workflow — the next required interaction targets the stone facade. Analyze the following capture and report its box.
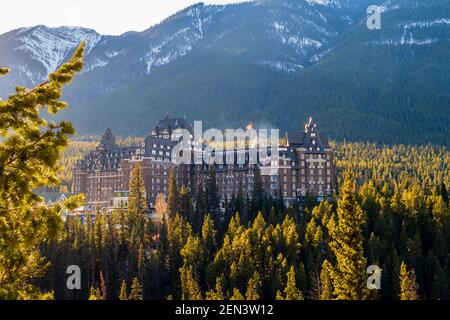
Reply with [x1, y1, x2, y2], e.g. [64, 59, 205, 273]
[72, 117, 336, 209]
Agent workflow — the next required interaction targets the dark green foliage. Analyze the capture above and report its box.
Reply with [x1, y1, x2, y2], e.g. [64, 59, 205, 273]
[0, 43, 85, 299]
[36, 142, 449, 300]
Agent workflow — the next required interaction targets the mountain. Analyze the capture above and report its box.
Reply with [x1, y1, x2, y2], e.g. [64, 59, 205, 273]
[0, 0, 449, 145]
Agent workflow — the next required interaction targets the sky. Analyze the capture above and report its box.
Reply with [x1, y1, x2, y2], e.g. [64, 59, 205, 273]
[1, 0, 249, 35]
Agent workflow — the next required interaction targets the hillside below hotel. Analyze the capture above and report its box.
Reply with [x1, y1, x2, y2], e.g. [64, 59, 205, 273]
[72, 116, 336, 217]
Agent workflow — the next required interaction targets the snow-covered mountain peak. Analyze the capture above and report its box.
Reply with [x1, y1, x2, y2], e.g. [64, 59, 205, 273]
[14, 25, 102, 77]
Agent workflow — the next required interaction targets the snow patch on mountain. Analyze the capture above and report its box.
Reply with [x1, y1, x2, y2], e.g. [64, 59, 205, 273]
[143, 6, 222, 74]
[397, 18, 450, 29]
[105, 49, 126, 58]
[144, 28, 197, 74]
[14, 26, 102, 78]
[261, 60, 303, 73]
[369, 28, 438, 46]
[306, 0, 342, 8]
[310, 48, 332, 62]
[270, 21, 323, 53]
[84, 58, 109, 73]
[16, 65, 41, 83]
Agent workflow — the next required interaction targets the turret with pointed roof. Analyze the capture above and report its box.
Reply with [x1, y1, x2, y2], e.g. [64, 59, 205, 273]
[286, 117, 330, 152]
[99, 128, 118, 151]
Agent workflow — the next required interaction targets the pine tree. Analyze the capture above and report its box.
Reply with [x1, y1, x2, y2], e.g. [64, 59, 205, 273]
[440, 182, 448, 204]
[327, 171, 368, 300]
[128, 277, 143, 300]
[230, 288, 245, 300]
[283, 266, 304, 300]
[251, 168, 264, 220]
[168, 214, 193, 297]
[179, 186, 194, 223]
[245, 271, 262, 300]
[205, 275, 225, 300]
[399, 262, 419, 300]
[194, 183, 207, 232]
[0, 43, 85, 299]
[206, 165, 220, 225]
[88, 287, 102, 300]
[236, 183, 246, 218]
[128, 163, 149, 241]
[180, 264, 202, 300]
[119, 281, 128, 300]
[319, 260, 334, 300]
[167, 168, 179, 218]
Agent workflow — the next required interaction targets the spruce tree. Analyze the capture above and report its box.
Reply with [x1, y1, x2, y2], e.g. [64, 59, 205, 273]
[179, 186, 194, 223]
[128, 277, 143, 300]
[206, 165, 220, 226]
[0, 43, 85, 299]
[205, 275, 225, 300]
[88, 287, 102, 300]
[245, 271, 262, 300]
[128, 163, 149, 241]
[440, 182, 448, 204]
[180, 264, 202, 300]
[167, 168, 179, 218]
[167, 214, 193, 297]
[251, 168, 264, 220]
[283, 266, 304, 300]
[327, 171, 368, 300]
[194, 183, 207, 232]
[399, 262, 419, 300]
[119, 281, 128, 300]
[319, 260, 334, 300]
[230, 288, 245, 300]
